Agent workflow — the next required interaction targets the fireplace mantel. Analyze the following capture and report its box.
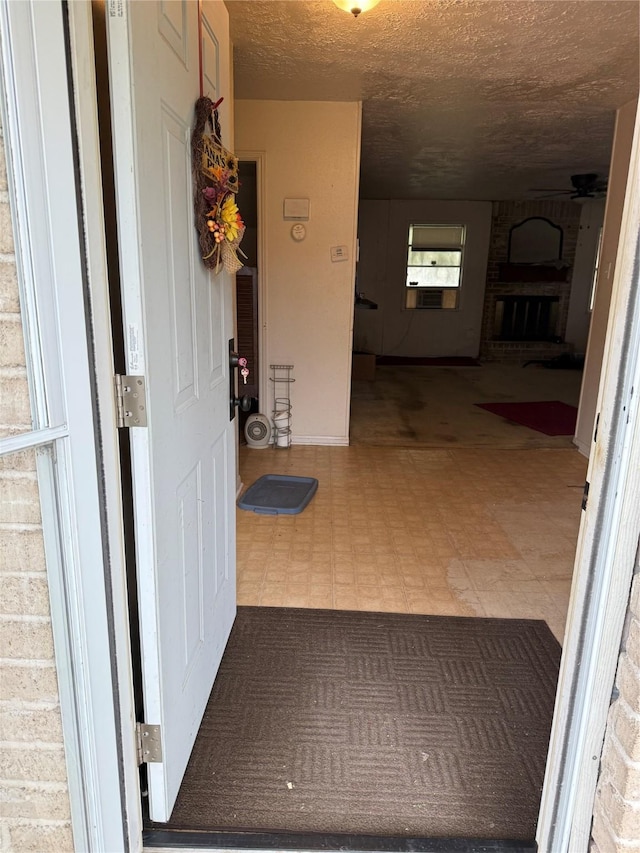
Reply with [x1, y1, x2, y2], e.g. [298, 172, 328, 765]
[498, 263, 570, 283]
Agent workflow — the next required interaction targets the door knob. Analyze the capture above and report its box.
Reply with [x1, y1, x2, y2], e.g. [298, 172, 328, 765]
[232, 394, 252, 413]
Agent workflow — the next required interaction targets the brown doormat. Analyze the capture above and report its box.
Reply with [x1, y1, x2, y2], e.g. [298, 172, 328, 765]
[159, 607, 560, 840]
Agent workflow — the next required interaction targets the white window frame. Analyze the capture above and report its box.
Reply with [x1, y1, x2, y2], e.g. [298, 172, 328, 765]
[405, 224, 465, 310]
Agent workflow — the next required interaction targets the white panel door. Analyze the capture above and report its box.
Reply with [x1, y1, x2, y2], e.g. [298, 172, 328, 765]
[107, 0, 236, 821]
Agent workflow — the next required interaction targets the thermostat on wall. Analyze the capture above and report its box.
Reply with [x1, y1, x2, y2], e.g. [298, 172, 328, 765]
[283, 198, 310, 220]
[291, 223, 306, 242]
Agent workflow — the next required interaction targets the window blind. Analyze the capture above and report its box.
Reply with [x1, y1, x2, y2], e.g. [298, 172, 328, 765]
[410, 225, 464, 249]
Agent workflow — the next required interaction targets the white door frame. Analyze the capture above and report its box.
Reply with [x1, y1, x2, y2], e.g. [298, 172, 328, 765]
[236, 150, 269, 417]
[0, 1, 138, 850]
[2, 3, 639, 852]
[537, 100, 640, 853]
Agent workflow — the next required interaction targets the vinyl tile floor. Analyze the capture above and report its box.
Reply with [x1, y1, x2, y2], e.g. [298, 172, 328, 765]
[236, 444, 587, 643]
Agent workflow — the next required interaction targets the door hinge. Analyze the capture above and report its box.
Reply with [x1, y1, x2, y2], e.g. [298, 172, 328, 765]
[582, 480, 590, 511]
[136, 722, 162, 765]
[114, 375, 147, 428]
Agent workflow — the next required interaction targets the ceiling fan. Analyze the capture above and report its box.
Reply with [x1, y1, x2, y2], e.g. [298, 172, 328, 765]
[531, 173, 608, 200]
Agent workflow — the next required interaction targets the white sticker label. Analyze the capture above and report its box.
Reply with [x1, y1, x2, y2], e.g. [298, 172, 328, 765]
[108, 0, 125, 18]
[128, 323, 140, 373]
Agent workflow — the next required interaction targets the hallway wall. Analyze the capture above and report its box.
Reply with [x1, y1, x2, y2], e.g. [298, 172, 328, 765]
[355, 200, 492, 358]
[235, 100, 361, 444]
[575, 98, 638, 454]
[564, 199, 605, 354]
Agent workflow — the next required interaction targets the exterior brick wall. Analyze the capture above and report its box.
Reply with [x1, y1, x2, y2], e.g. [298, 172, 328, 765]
[0, 118, 74, 851]
[480, 200, 581, 362]
[591, 550, 640, 853]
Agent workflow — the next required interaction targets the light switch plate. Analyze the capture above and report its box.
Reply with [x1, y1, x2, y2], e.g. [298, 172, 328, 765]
[283, 198, 310, 220]
[331, 245, 349, 262]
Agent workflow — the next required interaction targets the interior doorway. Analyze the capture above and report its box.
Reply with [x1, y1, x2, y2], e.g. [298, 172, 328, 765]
[348, 198, 600, 451]
[339, 194, 607, 637]
[235, 160, 260, 437]
[86, 0, 636, 844]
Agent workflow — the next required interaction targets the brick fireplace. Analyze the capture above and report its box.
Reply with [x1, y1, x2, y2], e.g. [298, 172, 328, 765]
[480, 200, 581, 362]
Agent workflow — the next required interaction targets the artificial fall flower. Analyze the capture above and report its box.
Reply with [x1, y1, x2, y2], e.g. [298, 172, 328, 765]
[203, 186, 219, 205]
[220, 194, 243, 242]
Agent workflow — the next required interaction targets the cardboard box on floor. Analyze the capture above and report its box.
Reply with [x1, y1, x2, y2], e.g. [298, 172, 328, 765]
[352, 352, 376, 381]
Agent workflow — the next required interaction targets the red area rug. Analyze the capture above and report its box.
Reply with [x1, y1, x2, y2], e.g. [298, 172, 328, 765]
[475, 400, 578, 436]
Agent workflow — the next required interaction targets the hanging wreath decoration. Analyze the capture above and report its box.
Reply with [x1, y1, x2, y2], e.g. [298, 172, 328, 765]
[192, 96, 246, 274]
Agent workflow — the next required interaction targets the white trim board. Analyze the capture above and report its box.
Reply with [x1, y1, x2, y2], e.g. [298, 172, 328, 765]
[343, 101, 363, 441]
[0, 1, 131, 850]
[291, 435, 350, 446]
[572, 435, 591, 459]
[537, 99, 640, 853]
[66, 0, 142, 846]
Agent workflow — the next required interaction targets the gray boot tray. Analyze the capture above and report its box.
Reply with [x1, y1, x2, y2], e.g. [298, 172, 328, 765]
[237, 475, 318, 515]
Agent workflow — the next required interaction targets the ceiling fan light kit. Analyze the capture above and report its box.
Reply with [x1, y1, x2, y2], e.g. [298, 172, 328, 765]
[531, 172, 608, 201]
[332, 0, 381, 17]
[569, 173, 607, 199]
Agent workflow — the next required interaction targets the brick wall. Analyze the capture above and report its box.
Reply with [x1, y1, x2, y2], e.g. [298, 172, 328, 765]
[591, 551, 640, 853]
[0, 117, 74, 851]
[480, 200, 581, 362]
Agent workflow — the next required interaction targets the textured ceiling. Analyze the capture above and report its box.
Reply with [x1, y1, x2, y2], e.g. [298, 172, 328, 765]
[227, 0, 639, 200]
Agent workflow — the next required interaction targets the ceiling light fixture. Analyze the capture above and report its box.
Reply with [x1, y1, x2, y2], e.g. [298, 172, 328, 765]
[332, 0, 381, 18]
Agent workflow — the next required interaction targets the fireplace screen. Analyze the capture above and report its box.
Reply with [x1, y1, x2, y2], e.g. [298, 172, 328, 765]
[494, 295, 559, 341]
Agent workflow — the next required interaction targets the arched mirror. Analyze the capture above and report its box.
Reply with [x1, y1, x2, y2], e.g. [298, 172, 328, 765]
[508, 217, 563, 264]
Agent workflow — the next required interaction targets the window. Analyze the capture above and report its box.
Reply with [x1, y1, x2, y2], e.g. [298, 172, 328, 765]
[406, 224, 465, 309]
